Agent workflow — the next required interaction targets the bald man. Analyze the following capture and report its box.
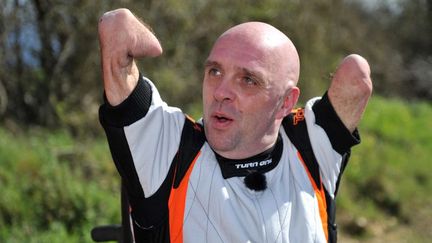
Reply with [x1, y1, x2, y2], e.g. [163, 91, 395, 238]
[98, 8, 372, 243]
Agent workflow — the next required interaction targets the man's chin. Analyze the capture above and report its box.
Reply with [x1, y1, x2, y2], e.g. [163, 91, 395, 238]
[207, 135, 234, 154]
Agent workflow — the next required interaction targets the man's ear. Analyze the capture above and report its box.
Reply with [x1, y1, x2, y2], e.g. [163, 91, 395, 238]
[275, 87, 300, 119]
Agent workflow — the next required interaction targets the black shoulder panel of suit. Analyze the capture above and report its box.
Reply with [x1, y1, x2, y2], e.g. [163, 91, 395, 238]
[312, 92, 361, 154]
[172, 118, 206, 188]
[282, 109, 321, 188]
[99, 74, 152, 127]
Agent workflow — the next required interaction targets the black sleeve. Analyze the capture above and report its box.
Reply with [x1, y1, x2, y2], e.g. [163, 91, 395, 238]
[98, 75, 172, 238]
[99, 74, 152, 127]
[98, 74, 153, 224]
[312, 92, 361, 154]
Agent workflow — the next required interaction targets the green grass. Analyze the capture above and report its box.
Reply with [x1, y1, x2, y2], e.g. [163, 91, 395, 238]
[0, 129, 120, 242]
[337, 96, 432, 242]
[0, 96, 431, 242]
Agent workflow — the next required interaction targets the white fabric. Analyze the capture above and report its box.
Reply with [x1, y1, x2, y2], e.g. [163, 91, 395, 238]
[182, 129, 327, 243]
[304, 97, 343, 199]
[124, 78, 185, 197]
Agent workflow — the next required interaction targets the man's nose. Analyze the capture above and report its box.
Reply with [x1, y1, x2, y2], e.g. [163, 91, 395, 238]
[213, 78, 235, 102]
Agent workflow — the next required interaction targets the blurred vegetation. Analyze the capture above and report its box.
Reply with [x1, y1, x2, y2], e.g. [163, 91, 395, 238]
[0, 0, 431, 242]
[0, 128, 120, 242]
[0, 0, 431, 132]
[337, 96, 432, 242]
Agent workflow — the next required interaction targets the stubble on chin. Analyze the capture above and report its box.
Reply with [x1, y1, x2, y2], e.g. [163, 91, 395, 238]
[205, 128, 238, 154]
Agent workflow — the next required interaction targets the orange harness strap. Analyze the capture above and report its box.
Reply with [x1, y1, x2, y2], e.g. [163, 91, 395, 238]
[168, 151, 201, 243]
[298, 151, 329, 242]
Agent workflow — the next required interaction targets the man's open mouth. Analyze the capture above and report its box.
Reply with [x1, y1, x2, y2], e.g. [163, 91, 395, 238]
[214, 115, 233, 122]
[210, 112, 235, 129]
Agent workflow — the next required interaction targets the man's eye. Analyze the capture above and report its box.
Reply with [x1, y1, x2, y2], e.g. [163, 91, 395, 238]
[244, 76, 257, 86]
[209, 68, 221, 76]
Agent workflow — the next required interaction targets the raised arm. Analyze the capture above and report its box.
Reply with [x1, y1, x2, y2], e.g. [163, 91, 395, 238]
[328, 54, 373, 133]
[98, 8, 162, 106]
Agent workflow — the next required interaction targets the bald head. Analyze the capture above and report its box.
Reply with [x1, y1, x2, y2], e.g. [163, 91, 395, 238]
[213, 22, 300, 87]
[203, 22, 301, 159]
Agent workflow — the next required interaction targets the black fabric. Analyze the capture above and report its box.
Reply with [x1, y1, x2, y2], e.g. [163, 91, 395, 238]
[282, 112, 321, 188]
[335, 153, 351, 196]
[98, 123, 146, 202]
[120, 182, 133, 243]
[215, 134, 283, 179]
[326, 190, 338, 243]
[244, 171, 268, 191]
[132, 221, 170, 243]
[312, 92, 360, 154]
[100, 74, 152, 127]
[129, 164, 174, 241]
[172, 119, 206, 188]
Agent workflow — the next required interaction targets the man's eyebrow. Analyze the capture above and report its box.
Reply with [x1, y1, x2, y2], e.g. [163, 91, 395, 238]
[242, 68, 260, 78]
[242, 68, 266, 85]
[204, 60, 220, 68]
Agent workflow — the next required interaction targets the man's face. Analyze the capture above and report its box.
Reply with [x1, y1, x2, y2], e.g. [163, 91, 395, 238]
[203, 34, 292, 159]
